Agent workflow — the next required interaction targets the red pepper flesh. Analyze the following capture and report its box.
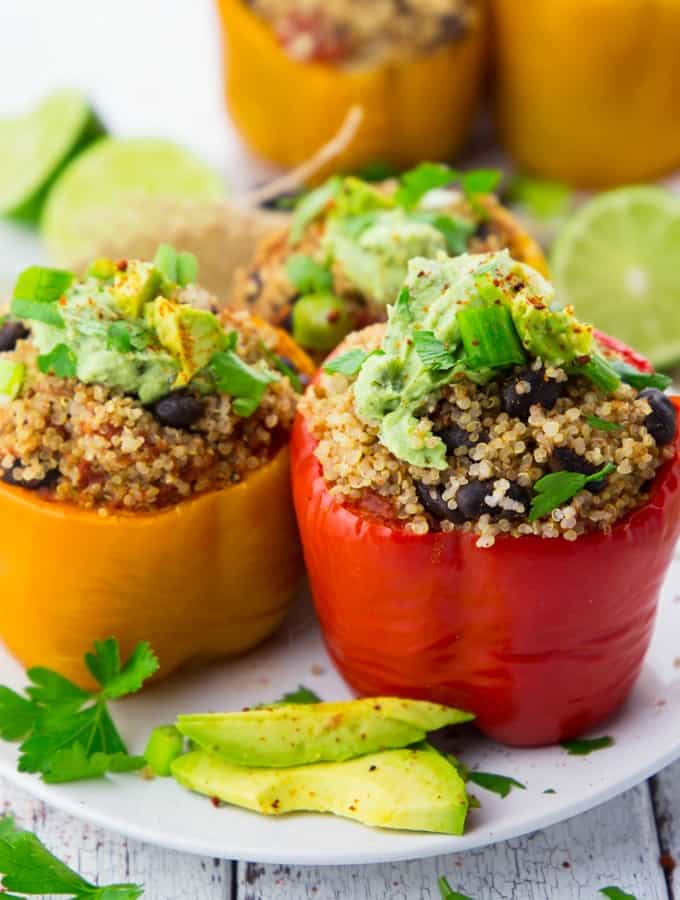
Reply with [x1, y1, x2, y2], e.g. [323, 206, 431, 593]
[291, 334, 680, 746]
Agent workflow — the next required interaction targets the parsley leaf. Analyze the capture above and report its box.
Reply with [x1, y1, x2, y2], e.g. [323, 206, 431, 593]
[528, 463, 615, 522]
[37, 344, 77, 378]
[460, 168, 502, 199]
[209, 350, 277, 417]
[413, 331, 456, 371]
[600, 888, 637, 900]
[395, 162, 456, 208]
[107, 321, 153, 354]
[438, 877, 473, 900]
[275, 685, 321, 704]
[13, 266, 74, 304]
[323, 348, 374, 377]
[285, 254, 333, 294]
[562, 736, 614, 756]
[610, 360, 672, 392]
[0, 639, 158, 783]
[467, 771, 526, 799]
[585, 414, 622, 432]
[290, 176, 343, 244]
[0, 815, 144, 898]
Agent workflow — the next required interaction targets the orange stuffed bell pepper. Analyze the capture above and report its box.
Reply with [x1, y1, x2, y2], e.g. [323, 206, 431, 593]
[291, 250, 680, 747]
[0, 250, 313, 688]
[491, 0, 680, 187]
[216, 0, 486, 174]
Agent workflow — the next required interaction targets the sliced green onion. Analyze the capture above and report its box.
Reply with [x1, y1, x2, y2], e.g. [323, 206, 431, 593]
[289, 176, 342, 245]
[578, 353, 622, 393]
[13, 266, 73, 304]
[0, 360, 25, 399]
[176, 252, 198, 287]
[209, 350, 276, 417]
[610, 360, 672, 392]
[284, 254, 333, 294]
[144, 725, 184, 777]
[10, 298, 64, 328]
[457, 305, 525, 370]
[292, 293, 352, 352]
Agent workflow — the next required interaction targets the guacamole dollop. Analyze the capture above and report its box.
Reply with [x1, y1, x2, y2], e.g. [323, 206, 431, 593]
[353, 251, 594, 469]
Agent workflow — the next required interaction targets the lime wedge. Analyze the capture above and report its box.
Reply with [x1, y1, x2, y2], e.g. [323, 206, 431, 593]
[0, 89, 104, 224]
[551, 187, 680, 369]
[42, 138, 225, 264]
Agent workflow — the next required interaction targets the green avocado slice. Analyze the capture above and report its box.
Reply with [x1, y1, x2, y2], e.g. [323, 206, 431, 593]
[172, 743, 469, 835]
[176, 697, 473, 768]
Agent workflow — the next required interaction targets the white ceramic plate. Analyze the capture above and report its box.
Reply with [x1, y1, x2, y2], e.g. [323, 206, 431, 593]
[1, 554, 680, 866]
[2, 230, 680, 864]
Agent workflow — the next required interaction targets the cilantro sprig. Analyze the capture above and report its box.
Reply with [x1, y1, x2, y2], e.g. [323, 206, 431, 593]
[438, 877, 473, 900]
[600, 888, 637, 900]
[467, 770, 526, 799]
[323, 348, 376, 377]
[0, 638, 158, 783]
[37, 344, 77, 378]
[561, 735, 614, 756]
[274, 685, 321, 704]
[0, 815, 143, 898]
[528, 463, 615, 522]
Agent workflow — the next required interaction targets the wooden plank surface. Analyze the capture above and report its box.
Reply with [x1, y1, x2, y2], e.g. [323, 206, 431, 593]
[238, 784, 668, 900]
[651, 758, 680, 899]
[0, 774, 673, 899]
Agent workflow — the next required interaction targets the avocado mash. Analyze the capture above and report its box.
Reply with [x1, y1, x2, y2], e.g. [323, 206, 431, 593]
[10, 248, 280, 410]
[352, 251, 598, 468]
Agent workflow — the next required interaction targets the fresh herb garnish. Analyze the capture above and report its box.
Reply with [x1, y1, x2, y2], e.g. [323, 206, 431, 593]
[37, 343, 77, 379]
[610, 360, 673, 392]
[506, 174, 572, 220]
[467, 771, 526, 799]
[290, 176, 343, 244]
[0, 815, 144, 898]
[0, 638, 157, 783]
[529, 463, 615, 522]
[411, 211, 474, 254]
[275, 685, 321, 704]
[259, 344, 303, 392]
[107, 321, 153, 354]
[437, 877, 473, 900]
[285, 254, 333, 294]
[395, 162, 456, 209]
[543, 788, 557, 794]
[209, 350, 276, 417]
[10, 298, 65, 329]
[600, 888, 637, 900]
[153, 244, 198, 287]
[13, 266, 73, 305]
[324, 348, 375, 377]
[585, 414, 622, 432]
[412, 331, 456, 371]
[561, 736, 614, 756]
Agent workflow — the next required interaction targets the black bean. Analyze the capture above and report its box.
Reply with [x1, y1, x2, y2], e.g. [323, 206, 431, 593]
[0, 321, 30, 352]
[455, 480, 491, 520]
[2, 465, 59, 490]
[550, 447, 607, 493]
[153, 391, 205, 429]
[473, 220, 493, 241]
[501, 368, 563, 420]
[503, 483, 531, 517]
[639, 388, 677, 446]
[435, 424, 472, 453]
[415, 482, 464, 525]
[279, 310, 293, 334]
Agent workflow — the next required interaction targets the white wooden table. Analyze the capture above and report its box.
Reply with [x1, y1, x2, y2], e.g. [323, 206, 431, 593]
[4, 762, 679, 899]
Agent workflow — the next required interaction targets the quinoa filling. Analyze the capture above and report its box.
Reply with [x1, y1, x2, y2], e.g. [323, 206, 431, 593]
[299, 253, 677, 547]
[247, 0, 478, 67]
[0, 251, 302, 512]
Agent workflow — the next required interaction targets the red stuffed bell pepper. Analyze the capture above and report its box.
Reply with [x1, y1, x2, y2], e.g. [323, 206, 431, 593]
[291, 251, 680, 747]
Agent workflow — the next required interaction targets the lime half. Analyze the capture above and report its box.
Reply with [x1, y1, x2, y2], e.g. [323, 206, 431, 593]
[551, 186, 680, 369]
[0, 89, 104, 224]
[42, 138, 225, 264]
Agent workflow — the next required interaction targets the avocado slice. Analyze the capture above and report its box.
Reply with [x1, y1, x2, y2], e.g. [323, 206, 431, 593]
[176, 697, 473, 768]
[111, 260, 162, 319]
[172, 743, 469, 835]
[146, 297, 225, 386]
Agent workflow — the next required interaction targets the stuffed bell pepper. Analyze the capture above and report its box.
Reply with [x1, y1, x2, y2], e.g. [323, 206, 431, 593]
[0, 248, 313, 687]
[232, 165, 546, 359]
[291, 250, 680, 747]
[216, 0, 485, 173]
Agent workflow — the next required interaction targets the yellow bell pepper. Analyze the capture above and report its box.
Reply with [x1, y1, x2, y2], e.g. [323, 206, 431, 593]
[0, 330, 314, 689]
[216, 0, 486, 174]
[491, 0, 680, 187]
